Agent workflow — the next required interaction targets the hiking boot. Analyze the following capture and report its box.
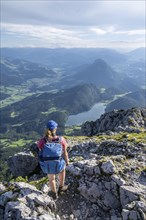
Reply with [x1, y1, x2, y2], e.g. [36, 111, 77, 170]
[58, 185, 69, 195]
[49, 191, 58, 200]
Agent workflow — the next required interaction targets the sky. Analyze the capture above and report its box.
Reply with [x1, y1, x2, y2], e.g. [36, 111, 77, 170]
[1, 0, 146, 50]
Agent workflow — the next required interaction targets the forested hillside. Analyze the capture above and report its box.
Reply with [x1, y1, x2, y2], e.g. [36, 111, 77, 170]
[105, 89, 146, 112]
[0, 84, 101, 136]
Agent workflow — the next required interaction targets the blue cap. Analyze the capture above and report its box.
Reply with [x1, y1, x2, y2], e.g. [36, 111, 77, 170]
[46, 120, 58, 130]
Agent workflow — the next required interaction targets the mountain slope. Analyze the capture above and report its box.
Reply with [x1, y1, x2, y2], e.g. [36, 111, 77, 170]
[71, 59, 119, 88]
[1, 47, 127, 68]
[0, 58, 57, 86]
[126, 47, 146, 61]
[105, 89, 146, 112]
[0, 84, 101, 135]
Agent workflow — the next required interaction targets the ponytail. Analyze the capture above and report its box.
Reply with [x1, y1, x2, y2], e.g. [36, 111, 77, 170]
[44, 128, 57, 139]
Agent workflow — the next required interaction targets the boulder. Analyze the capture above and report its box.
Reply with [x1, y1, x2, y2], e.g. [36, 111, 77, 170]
[120, 185, 145, 208]
[0, 182, 57, 220]
[7, 152, 38, 177]
[101, 160, 116, 174]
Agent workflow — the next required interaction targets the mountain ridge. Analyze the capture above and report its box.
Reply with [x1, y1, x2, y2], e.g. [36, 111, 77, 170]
[105, 89, 146, 112]
[81, 107, 146, 136]
[0, 58, 57, 86]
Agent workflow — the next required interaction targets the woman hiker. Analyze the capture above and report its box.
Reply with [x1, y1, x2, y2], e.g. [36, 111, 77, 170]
[37, 120, 69, 199]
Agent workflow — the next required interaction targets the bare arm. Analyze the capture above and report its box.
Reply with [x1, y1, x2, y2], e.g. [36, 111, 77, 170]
[64, 148, 69, 165]
[61, 136, 69, 165]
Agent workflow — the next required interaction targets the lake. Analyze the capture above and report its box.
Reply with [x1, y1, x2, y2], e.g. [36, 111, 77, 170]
[66, 102, 106, 126]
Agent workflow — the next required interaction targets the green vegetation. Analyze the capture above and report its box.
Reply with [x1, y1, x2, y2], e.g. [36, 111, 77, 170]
[65, 131, 146, 146]
[65, 125, 81, 136]
[30, 176, 48, 190]
[94, 131, 146, 144]
[0, 84, 101, 136]
[70, 156, 84, 162]
[11, 176, 29, 183]
[10, 112, 19, 118]
[0, 85, 35, 108]
[0, 137, 35, 181]
[0, 176, 48, 195]
[41, 107, 57, 115]
[0, 131, 145, 182]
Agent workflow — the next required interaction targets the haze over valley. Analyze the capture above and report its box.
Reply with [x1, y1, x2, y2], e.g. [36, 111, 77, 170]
[0, 47, 145, 137]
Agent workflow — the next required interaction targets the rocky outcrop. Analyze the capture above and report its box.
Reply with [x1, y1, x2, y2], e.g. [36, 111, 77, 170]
[6, 142, 41, 177]
[0, 182, 58, 220]
[66, 158, 146, 219]
[65, 135, 146, 219]
[81, 108, 146, 136]
[7, 151, 38, 177]
[4, 120, 146, 219]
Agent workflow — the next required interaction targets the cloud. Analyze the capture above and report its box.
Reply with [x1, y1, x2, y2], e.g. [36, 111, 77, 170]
[90, 26, 146, 36]
[1, 1, 145, 49]
[1, 22, 145, 49]
[1, 1, 145, 28]
[1, 23, 85, 48]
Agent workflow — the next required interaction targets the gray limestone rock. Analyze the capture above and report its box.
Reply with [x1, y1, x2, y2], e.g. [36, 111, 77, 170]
[0, 191, 13, 206]
[66, 164, 82, 176]
[111, 175, 126, 186]
[101, 160, 116, 174]
[7, 151, 38, 177]
[120, 185, 144, 208]
[0, 183, 6, 193]
[81, 108, 146, 136]
[4, 201, 32, 220]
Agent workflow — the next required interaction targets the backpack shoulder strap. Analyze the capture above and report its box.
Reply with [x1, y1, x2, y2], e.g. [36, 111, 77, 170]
[51, 136, 62, 143]
[58, 136, 62, 143]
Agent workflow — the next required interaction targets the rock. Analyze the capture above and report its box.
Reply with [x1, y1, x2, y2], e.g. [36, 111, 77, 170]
[122, 209, 131, 220]
[14, 182, 42, 196]
[0, 182, 58, 220]
[111, 175, 125, 186]
[4, 201, 32, 220]
[0, 183, 6, 193]
[38, 214, 57, 220]
[122, 208, 143, 220]
[66, 164, 82, 176]
[101, 160, 116, 174]
[30, 142, 39, 157]
[7, 151, 38, 177]
[120, 185, 145, 208]
[123, 200, 146, 220]
[135, 201, 146, 212]
[81, 108, 146, 135]
[102, 190, 121, 210]
[41, 184, 50, 193]
[0, 191, 14, 206]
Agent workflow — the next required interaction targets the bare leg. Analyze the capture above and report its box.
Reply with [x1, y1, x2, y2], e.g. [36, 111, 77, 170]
[58, 168, 68, 195]
[48, 174, 56, 193]
[58, 168, 66, 187]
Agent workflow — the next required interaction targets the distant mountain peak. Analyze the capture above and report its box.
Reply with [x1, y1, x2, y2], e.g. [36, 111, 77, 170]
[94, 58, 108, 65]
[92, 58, 112, 70]
[74, 58, 118, 88]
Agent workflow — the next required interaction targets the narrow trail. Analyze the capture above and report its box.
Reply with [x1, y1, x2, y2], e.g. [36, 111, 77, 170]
[54, 173, 108, 220]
